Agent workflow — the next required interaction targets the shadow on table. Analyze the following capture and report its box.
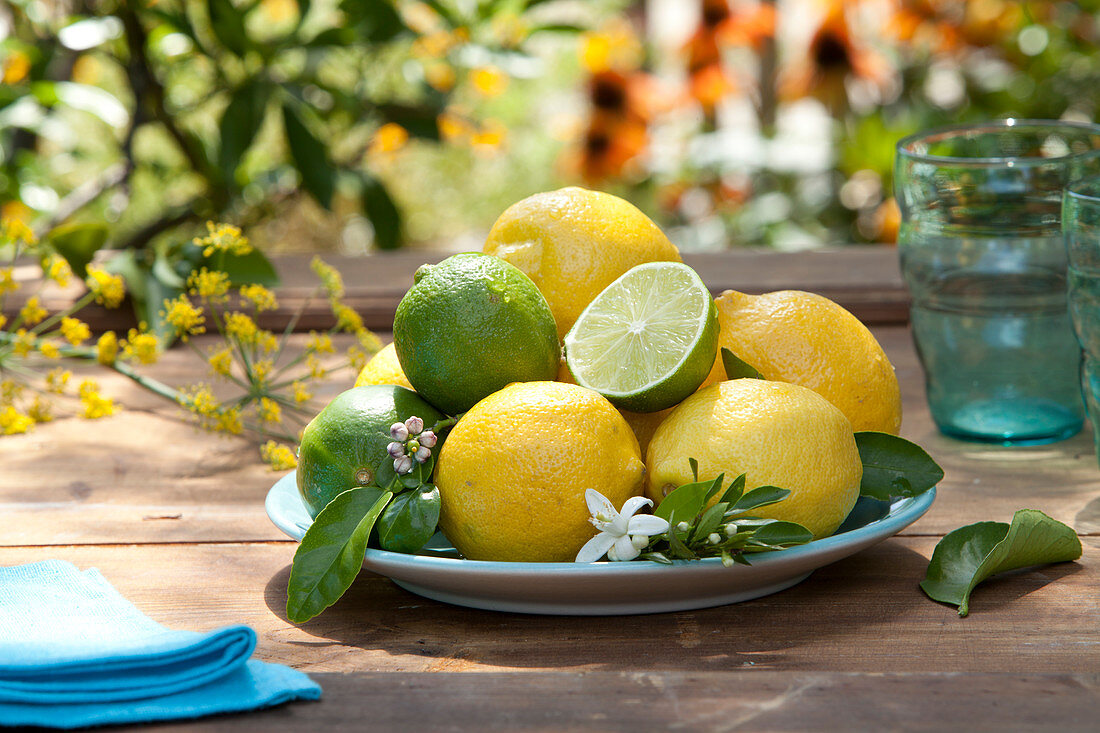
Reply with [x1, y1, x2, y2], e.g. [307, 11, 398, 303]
[263, 541, 950, 672]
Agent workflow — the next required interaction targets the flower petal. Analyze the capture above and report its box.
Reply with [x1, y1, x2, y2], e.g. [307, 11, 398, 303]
[619, 495, 654, 519]
[627, 514, 670, 536]
[608, 534, 641, 562]
[575, 532, 617, 563]
[585, 489, 618, 521]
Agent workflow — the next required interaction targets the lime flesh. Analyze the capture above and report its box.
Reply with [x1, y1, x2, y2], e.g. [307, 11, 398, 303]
[564, 262, 718, 413]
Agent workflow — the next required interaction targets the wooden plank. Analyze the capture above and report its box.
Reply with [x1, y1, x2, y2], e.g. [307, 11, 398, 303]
[2, 328, 1098, 545]
[2, 248, 910, 332]
[94, 671, 1100, 732]
[0, 540, 1094, 676]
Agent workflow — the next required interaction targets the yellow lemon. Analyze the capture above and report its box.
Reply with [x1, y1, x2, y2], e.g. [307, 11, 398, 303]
[705, 289, 902, 434]
[646, 380, 862, 539]
[354, 343, 413, 390]
[435, 381, 645, 562]
[484, 187, 682, 339]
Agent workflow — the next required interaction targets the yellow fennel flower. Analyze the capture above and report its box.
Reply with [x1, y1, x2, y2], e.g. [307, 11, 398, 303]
[215, 407, 243, 435]
[78, 380, 116, 419]
[208, 347, 233, 378]
[239, 283, 278, 312]
[181, 384, 220, 417]
[60, 316, 91, 346]
[85, 266, 125, 308]
[306, 331, 334, 354]
[187, 268, 231, 303]
[19, 296, 47, 326]
[0, 406, 34, 435]
[46, 367, 71, 394]
[0, 314, 7, 331]
[38, 340, 61, 359]
[252, 358, 274, 385]
[194, 222, 252, 258]
[261, 440, 298, 470]
[310, 256, 344, 300]
[0, 267, 18, 296]
[224, 312, 258, 345]
[332, 303, 363, 333]
[306, 354, 325, 379]
[12, 329, 34, 357]
[0, 379, 22, 405]
[161, 295, 206, 341]
[121, 326, 159, 365]
[27, 396, 52, 423]
[96, 331, 118, 365]
[258, 397, 282, 424]
[291, 380, 312, 403]
[42, 254, 71, 287]
[1, 219, 36, 246]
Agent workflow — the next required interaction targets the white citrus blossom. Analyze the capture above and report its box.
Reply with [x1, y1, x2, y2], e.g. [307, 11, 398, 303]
[575, 490, 670, 563]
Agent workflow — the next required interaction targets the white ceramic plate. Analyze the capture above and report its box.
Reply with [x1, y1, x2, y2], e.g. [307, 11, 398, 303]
[266, 472, 935, 615]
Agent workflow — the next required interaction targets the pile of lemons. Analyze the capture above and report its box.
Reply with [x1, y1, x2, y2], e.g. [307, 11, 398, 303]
[346, 186, 902, 562]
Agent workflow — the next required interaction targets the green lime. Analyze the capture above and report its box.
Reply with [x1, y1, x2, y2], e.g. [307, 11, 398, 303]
[393, 252, 560, 415]
[564, 261, 718, 412]
[296, 385, 445, 517]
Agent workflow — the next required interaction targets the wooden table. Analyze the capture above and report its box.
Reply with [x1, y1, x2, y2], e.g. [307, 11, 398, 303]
[2, 251, 1098, 730]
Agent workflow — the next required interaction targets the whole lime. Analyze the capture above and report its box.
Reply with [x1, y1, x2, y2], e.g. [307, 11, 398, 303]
[393, 252, 560, 415]
[296, 385, 444, 517]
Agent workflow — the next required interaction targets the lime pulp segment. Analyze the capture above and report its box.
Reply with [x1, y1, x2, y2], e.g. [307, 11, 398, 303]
[565, 262, 713, 397]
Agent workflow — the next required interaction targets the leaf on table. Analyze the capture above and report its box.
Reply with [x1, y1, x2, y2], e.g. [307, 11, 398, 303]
[721, 347, 764, 380]
[287, 487, 392, 624]
[919, 509, 1082, 617]
[855, 431, 943, 501]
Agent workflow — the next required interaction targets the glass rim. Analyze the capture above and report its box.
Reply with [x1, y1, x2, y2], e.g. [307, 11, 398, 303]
[896, 118, 1100, 167]
[1065, 175, 1100, 203]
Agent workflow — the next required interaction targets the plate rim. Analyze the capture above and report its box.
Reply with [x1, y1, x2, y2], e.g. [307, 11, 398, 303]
[265, 470, 936, 573]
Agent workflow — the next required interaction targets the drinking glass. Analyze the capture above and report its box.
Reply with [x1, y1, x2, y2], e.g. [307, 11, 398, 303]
[895, 120, 1100, 444]
[1063, 177, 1100, 462]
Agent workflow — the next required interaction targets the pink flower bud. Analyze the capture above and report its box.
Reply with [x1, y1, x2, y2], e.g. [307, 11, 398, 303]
[418, 430, 437, 448]
[390, 422, 409, 441]
[393, 455, 414, 474]
[414, 446, 431, 462]
[404, 415, 424, 435]
[387, 441, 406, 458]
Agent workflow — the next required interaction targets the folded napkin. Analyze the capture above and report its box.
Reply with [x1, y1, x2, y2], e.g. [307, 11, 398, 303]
[0, 560, 320, 728]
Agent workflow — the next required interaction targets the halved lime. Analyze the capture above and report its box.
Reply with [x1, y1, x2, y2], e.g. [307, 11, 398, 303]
[564, 262, 718, 413]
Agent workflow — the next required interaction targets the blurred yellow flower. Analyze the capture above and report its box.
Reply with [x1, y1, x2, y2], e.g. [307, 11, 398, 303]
[470, 66, 508, 97]
[18, 296, 47, 326]
[0, 379, 22, 405]
[261, 440, 297, 470]
[216, 407, 243, 435]
[252, 358, 274, 385]
[0, 314, 6, 331]
[310, 256, 344, 300]
[78, 380, 116, 419]
[12, 329, 34, 357]
[306, 354, 325, 379]
[194, 222, 251, 258]
[121, 326, 159, 365]
[224, 312, 259, 345]
[239, 283, 278, 312]
[188, 268, 231, 303]
[2, 50, 31, 85]
[307, 331, 334, 354]
[424, 62, 456, 92]
[438, 108, 474, 143]
[291, 380, 312, 403]
[581, 19, 643, 74]
[258, 397, 282, 424]
[0, 267, 17, 296]
[471, 120, 507, 152]
[208, 347, 233, 377]
[86, 266, 125, 308]
[60, 316, 91, 346]
[96, 331, 118, 365]
[182, 384, 220, 417]
[38, 340, 61, 360]
[46, 367, 71, 394]
[369, 123, 409, 156]
[333, 304, 364, 333]
[0, 406, 33, 435]
[1, 219, 36, 246]
[161, 295, 206, 341]
[27, 396, 52, 423]
[42, 254, 72, 287]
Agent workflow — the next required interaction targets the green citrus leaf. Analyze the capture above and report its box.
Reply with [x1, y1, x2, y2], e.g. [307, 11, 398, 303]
[856, 431, 943, 501]
[721, 347, 764, 380]
[920, 509, 1082, 617]
[654, 479, 711, 525]
[47, 222, 108, 277]
[287, 487, 391, 623]
[746, 520, 813, 549]
[218, 81, 268, 184]
[377, 484, 441, 553]
[719, 473, 746, 504]
[207, 0, 250, 56]
[282, 101, 335, 208]
[729, 485, 790, 513]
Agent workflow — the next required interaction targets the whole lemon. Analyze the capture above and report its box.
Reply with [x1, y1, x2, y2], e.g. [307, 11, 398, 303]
[646, 380, 862, 540]
[297, 385, 444, 518]
[484, 187, 682, 339]
[354, 343, 413, 390]
[393, 252, 560, 415]
[705, 289, 902, 434]
[435, 381, 646, 562]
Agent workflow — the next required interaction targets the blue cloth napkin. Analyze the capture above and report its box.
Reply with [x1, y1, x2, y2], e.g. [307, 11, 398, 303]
[0, 560, 321, 728]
